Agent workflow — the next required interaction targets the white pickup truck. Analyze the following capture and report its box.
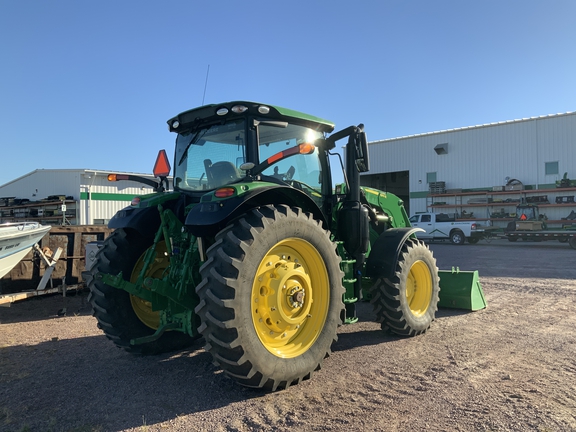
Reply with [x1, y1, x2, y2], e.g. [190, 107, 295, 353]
[409, 212, 491, 245]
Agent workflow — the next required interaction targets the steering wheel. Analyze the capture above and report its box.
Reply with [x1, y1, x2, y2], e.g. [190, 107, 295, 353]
[284, 165, 295, 181]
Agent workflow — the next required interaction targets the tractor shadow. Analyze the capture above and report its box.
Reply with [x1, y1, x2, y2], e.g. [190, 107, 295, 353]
[0, 334, 264, 432]
[332, 301, 471, 352]
[1, 297, 478, 431]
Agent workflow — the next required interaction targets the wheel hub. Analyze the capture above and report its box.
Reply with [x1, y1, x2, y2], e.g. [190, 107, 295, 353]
[288, 286, 305, 308]
[251, 238, 329, 358]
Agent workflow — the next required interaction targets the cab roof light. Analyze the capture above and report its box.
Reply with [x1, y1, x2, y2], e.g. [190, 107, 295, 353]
[216, 107, 229, 116]
[258, 105, 270, 114]
[231, 105, 248, 113]
[214, 187, 236, 198]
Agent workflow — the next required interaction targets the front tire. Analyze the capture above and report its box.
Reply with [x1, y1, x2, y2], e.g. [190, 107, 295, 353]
[195, 205, 344, 390]
[370, 239, 440, 336]
[88, 229, 196, 354]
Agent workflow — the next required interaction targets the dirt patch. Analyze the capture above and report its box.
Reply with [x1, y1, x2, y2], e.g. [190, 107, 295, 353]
[1, 240, 575, 432]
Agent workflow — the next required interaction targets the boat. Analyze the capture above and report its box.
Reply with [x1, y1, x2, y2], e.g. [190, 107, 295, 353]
[0, 222, 51, 279]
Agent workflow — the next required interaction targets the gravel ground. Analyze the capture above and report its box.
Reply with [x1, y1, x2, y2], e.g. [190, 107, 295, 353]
[1, 238, 575, 432]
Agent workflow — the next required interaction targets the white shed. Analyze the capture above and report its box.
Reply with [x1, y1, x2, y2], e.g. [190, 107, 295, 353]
[0, 169, 162, 225]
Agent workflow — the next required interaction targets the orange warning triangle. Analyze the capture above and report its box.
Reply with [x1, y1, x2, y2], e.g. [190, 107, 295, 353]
[153, 150, 171, 177]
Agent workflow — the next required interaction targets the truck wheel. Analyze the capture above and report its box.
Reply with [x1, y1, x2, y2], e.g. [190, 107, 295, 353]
[569, 236, 576, 250]
[88, 229, 197, 354]
[507, 237, 518, 242]
[467, 237, 480, 244]
[450, 230, 466, 245]
[370, 239, 439, 336]
[196, 205, 344, 390]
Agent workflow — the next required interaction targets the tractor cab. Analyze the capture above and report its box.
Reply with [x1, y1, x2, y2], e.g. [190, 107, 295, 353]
[168, 102, 337, 209]
[516, 204, 538, 221]
[508, 204, 546, 231]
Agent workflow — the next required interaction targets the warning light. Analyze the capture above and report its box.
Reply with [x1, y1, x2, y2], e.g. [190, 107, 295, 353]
[265, 143, 316, 165]
[153, 150, 171, 177]
[214, 187, 236, 198]
[107, 174, 129, 181]
[298, 143, 315, 155]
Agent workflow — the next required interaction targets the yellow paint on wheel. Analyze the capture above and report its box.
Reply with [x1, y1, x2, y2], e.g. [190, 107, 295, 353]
[251, 238, 329, 358]
[129, 241, 169, 329]
[406, 260, 432, 317]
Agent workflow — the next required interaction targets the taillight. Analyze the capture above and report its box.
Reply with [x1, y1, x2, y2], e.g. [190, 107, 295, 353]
[214, 187, 236, 198]
[471, 223, 477, 230]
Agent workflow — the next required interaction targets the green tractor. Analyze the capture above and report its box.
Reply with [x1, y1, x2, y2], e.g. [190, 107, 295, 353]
[88, 101, 481, 391]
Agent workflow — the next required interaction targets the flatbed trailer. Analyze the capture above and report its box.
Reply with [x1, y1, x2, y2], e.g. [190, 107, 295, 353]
[505, 230, 576, 249]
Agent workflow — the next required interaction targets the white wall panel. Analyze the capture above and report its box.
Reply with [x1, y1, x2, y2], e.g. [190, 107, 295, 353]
[367, 112, 576, 215]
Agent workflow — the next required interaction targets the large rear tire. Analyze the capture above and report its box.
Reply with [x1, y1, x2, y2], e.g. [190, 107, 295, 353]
[88, 228, 197, 355]
[195, 205, 344, 390]
[370, 239, 440, 336]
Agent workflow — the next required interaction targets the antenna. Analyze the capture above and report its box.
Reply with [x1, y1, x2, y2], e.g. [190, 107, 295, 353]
[202, 65, 210, 105]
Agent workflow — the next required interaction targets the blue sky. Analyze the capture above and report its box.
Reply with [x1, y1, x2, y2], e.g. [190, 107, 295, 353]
[1, 0, 575, 186]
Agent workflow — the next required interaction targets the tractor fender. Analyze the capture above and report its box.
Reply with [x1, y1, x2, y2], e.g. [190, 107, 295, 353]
[185, 185, 326, 237]
[108, 195, 186, 237]
[365, 227, 425, 279]
[108, 206, 161, 237]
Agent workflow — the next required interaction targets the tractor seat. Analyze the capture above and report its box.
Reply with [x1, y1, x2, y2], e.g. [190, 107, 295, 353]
[208, 161, 240, 188]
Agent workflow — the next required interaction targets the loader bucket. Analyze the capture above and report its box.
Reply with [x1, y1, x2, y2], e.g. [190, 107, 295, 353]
[438, 267, 487, 311]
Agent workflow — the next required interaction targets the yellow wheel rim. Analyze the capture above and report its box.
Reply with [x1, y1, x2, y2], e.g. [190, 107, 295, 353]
[406, 260, 433, 317]
[251, 238, 329, 358]
[129, 241, 169, 330]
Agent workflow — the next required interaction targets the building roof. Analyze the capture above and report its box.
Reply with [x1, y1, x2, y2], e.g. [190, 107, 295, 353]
[370, 110, 576, 144]
[0, 168, 157, 188]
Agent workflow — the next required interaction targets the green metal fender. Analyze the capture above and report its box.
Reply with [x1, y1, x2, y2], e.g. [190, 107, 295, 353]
[184, 184, 326, 237]
[365, 228, 487, 311]
[365, 227, 424, 279]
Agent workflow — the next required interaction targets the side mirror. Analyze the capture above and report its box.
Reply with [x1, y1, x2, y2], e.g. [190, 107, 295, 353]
[354, 131, 369, 173]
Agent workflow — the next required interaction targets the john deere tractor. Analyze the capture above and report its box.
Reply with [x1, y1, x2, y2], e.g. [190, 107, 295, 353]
[88, 101, 453, 390]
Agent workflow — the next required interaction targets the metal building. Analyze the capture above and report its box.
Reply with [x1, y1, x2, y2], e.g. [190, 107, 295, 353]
[362, 111, 576, 225]
[0, 169, 159, 225]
